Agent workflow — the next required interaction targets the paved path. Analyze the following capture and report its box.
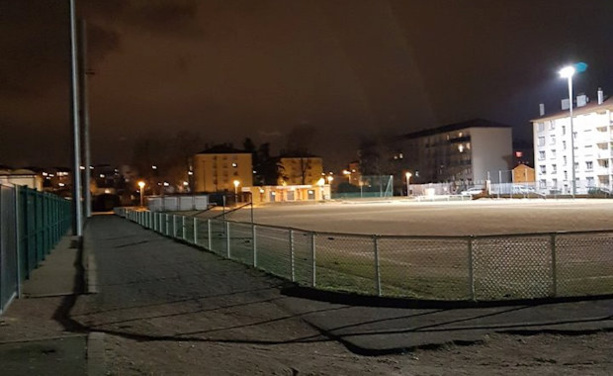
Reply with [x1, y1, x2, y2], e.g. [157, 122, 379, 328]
[79, 215, 613, 355]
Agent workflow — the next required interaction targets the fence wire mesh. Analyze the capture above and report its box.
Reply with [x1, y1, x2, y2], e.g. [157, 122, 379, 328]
[472, 235, 553, 300]
[121, 208, 613, 301]
[378, 237, 470, 299]
[555, 232, 613, 296]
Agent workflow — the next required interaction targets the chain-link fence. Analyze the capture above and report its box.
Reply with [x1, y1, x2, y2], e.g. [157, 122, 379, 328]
[118, 207, 613, 301]
[1, 185, 71, 314]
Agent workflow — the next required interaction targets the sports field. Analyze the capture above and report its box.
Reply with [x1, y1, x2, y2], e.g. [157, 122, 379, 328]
[224, 198, 613, 236]
[175, 199, 613, 300]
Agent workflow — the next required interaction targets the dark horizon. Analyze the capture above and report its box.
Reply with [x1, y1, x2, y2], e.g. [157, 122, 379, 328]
[2, 0, 612, 171]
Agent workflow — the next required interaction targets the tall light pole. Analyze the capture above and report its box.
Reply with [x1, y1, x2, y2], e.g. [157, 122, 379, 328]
[405, 172, 412, 197]
[559, 65, 576, 196]
[69, 0, 83, 236]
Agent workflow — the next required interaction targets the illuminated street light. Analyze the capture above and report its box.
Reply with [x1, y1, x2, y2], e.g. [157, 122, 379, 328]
[138, 181, 145, 207]
[233, 179, 240, 201]
[559, 65, 576, 196]
[342, 169, 351, 183]
[405, 172, 413, 197]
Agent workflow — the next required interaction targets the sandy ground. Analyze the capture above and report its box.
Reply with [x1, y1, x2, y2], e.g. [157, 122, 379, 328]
[216, 199, 613, 236]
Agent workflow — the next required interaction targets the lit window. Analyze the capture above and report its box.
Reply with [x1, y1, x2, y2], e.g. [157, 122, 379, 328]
[586, 161, 593, 170]
[232, 163, 237, 168]
[540, 165, 546, 174]
[538, 151, 545, 160]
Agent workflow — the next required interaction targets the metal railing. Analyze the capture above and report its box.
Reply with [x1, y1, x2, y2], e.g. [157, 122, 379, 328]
[0, 185, 72, 314]
[118, 207, 613, 301]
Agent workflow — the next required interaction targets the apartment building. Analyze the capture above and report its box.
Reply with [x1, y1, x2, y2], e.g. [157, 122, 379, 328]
[532, 90, 613, 194]
[192, 145, 253, 193]
[278, 156, 324, 186]
[401, 119, 513, 185]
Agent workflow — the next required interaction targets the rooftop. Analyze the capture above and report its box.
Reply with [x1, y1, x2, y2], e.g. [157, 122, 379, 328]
[531, 96, 613, 122]
[197, 144, 250, 154]
[403, 118, 512, 140]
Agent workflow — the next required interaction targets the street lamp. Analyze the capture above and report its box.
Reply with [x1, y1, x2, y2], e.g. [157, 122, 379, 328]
[559, 65, 576, 196]
[342, 169, 351, 183]
[405, 172, 412, 197]
[138, 181, 145, 207]
[233, 179, 240, 201]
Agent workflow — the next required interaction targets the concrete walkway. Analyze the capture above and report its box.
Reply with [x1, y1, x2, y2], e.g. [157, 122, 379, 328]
[0, 235, 88, 376]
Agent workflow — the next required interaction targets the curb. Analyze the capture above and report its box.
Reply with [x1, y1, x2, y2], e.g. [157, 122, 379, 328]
[87, 332, 106, 376]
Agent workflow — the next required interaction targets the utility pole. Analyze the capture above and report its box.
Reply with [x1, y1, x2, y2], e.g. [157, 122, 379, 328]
[80, 19, 92, 219]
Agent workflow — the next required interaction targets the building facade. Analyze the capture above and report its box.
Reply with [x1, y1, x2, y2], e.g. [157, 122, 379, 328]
[193, 145, 253, 193]
[401, 119, 513, 187]
[532, 94, 613, 194]
[278, 156, 324, 186]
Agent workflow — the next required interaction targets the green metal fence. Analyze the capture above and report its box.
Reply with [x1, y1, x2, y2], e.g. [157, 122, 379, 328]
[0, 185, 72, 314]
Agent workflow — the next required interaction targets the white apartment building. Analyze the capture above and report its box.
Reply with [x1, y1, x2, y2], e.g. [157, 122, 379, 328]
[532, 90, 613, 194]
[401, 119, 513, 186]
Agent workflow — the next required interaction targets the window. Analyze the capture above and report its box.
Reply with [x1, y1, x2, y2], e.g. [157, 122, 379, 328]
[550, 135, 556, 144]
[540, 165, 546, 174]
[587, 177, 595, 187]
[562, 126, 566, 135]
[562, 140, 567, 150]
[586, 161, 593, 170]
[551, 149, 556, 158]
[538, 137, 545, 146]
[539, 179, 547, 188]
[548, 121, 555, 130]
[574, 162, 579, 171]
[563, 156, 567, 165]
[552, 179, 558, 188]
[564, 171, 568, 180]
[538, 151, 545, 160]
[552, 164, 557, 173]
[537, 123, 545, 132]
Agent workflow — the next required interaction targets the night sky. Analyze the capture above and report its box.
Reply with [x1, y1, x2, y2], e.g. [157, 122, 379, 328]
[2, 0, 612, 171]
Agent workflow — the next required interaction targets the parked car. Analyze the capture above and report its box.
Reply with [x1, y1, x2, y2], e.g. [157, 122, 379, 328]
[460, 187, 483, 196]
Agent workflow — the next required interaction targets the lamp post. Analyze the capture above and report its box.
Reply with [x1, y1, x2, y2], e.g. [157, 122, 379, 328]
[138, 181, 145, 207]
[233, 179, 240, 202]
[405, 172, 412, 197]
[342, 169, 351, 183]
[559, 66, 576, 196]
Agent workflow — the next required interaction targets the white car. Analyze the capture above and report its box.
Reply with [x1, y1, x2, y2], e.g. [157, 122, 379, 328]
[460, 187, 483, 196]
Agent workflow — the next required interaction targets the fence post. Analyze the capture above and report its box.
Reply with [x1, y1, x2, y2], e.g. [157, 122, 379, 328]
[173, 215, 177, 238]
[182, 216, 186, 240]
[207, 219, 212, 250]
[289, 230, 295, 282]
[550, 233, 558, 297]
[252, 224, 257, 267]
[226, 221, 231, 258]
[468, 236, 475, 300]
[14, 186, 22, 298]
[193, 217, 198, 245]
[311, 232, 316, 287]
[373, 235, 382, 296]
[165, 214, 169, 236]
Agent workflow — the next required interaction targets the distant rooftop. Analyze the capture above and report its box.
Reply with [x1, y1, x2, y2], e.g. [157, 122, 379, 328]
[197, 144, 250, 154]
[403, 118, 512, 140]
[532, 96, 613, 122]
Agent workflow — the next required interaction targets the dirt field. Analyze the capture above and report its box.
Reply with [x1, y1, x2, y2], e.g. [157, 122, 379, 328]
[180, 199, 613, 300]
[222, 199, 613, 236]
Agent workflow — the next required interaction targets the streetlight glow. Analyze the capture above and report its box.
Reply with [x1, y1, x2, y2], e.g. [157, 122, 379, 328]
[137, 181, 145, 207]
[559, 66, 575, 79]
